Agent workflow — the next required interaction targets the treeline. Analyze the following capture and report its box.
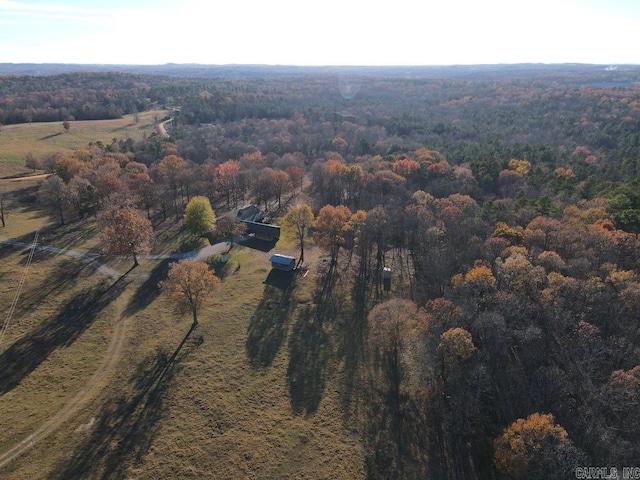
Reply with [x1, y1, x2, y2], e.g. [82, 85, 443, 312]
[305, 187, 640, 478]
[27, 138, 301, 226]
[0, 72, 154, 124]
[160, 73, 640, 203]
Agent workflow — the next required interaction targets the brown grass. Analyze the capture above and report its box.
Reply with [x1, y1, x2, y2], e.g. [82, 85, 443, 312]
[0, 198, 369, 479]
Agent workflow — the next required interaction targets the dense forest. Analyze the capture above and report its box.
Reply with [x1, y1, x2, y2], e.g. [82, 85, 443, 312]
[3, 65, 640, 478]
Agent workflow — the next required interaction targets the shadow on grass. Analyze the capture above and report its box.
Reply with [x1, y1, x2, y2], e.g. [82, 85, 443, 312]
[3, 185, 40, 214]
[124, 258, 170, 317]
[283, 263, 345, 415]
[246, 281, 295, 369]
[14, 257, 97, 318]
[206, 255, 234, 279]
[178, 236, 205, 254]
[362, 358, 430, 480]
[0, 228, 44, 259]
[0, 222, 98, 265]
[0, 277, 129, 395]
[336, 294, 369, 424]
[51, 323, 199, 480]
[287, 304, 331, 415]
[263, 269, 295, 290]
[39, 132, 63, 141]
[238, 236, 277, 252]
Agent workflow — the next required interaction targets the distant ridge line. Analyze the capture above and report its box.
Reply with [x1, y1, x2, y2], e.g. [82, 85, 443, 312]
[1, 63, 639, 78]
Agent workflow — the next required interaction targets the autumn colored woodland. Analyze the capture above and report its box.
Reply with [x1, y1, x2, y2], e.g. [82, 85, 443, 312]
[2, 64, 640, 479]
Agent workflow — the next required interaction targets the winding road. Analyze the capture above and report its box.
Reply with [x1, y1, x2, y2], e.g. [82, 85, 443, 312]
[0, 238, 232, 469]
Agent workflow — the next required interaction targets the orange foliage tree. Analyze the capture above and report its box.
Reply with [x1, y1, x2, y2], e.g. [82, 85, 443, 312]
[391, 158, 421, 178]
[159, 259, 220, 328]
[453, 262, 496, 293]
[314, 204, 352, 265]
[100, 206, 152, 267]
[493, 413, 585, 479]
[367, 298, 419, 397]
[157, 154, 187, 217]
[214, 160, 242, 208]
[437, 327, 477, 368]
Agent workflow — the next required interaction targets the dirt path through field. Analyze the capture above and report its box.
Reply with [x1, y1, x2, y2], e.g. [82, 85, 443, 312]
[0, 288, 132, 469]
[156, 118, 172, 139]
[0, 239, 122, 279]
[0, 239, 232, 278]
[1, 173, 52, 182]
[0, 238, 229, 469]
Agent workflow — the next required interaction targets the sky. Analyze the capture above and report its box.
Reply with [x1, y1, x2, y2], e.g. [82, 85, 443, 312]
[0, 0, 639, 66]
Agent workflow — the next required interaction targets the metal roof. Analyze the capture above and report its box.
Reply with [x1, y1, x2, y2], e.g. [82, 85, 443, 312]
[270, 254, 295, 265]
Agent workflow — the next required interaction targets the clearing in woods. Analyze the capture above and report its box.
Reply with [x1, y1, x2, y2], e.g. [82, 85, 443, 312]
[0, 110, 166, 178]
[0, 200, 366, 478]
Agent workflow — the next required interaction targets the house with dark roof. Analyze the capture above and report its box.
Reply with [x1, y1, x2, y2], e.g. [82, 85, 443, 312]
[237, 205, 279, 241]
[237, 205, 267, 223]
[244, 220, 281, 241]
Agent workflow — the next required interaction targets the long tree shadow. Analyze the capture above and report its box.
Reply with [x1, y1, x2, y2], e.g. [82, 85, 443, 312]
[285, 262, 343, 415]
[0, 223, 99, 264]
[287, 305, 331, 415]
[0, 278, 128, 396]
[13, 257, 97, 318]
[39, 132, 63, 141]
[336, 292, 369, 423]
[31, 223, 98, 259]
[124, 258, 170, 317]
[51, 324, 198, 480]
[246, 278, 295, 368]
[363, 354, 430, 480]
[0, 229, 45, 259]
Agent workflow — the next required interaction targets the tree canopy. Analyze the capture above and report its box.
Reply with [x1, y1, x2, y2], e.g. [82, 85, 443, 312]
[100, 206, 152, 266]
[282, 204, 314, 266]
[159, 259, 220, 328]
[184, 196, 216, 237]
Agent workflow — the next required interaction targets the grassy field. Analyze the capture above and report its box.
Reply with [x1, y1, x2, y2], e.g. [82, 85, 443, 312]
[0, 198, 374, 478]
[0, 109, 390, 478]
[0, 110, 166, 178]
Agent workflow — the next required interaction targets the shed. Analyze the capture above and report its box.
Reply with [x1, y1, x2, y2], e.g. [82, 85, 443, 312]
[383, 267, 391, 292]
[270, 254, 296, 271]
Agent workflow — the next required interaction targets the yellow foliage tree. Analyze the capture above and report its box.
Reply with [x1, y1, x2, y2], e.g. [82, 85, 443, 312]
[283, 204, 314, 266]
[463, 263, 496, 290]
[437, 327, 477, 367]
[508, 158, 531, 176]
[493, 413, 585, 479]
[313, 204, 352, 265]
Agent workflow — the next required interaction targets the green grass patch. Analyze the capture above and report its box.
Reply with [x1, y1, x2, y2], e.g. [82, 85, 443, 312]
[0, 110, 165, 178]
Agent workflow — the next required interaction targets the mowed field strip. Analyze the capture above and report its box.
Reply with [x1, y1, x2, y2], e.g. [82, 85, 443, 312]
[0, 110, 166, 177]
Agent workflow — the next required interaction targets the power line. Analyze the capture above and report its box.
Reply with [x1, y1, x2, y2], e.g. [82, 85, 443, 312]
[0, 229, 39, 349]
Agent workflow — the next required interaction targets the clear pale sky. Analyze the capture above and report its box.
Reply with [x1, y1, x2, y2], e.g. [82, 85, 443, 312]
[1, 0, 639, 66]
